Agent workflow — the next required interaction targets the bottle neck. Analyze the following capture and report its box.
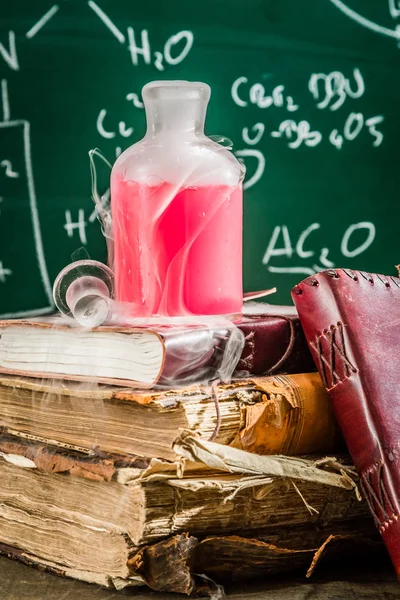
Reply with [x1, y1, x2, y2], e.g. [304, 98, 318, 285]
[144, 98, 207, 138]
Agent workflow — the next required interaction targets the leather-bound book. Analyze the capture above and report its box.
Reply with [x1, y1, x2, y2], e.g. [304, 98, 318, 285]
[0, 305, 314, 388]
[292, 268, 400, 576]
[237, 303, 315, 375]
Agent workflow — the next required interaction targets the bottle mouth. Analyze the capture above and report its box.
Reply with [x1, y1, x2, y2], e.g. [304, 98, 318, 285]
[142, 80, 211, 103]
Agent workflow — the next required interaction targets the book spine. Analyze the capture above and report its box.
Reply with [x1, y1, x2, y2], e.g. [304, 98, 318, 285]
[292, 269, 400, 576]
[236, 317, 315, 376]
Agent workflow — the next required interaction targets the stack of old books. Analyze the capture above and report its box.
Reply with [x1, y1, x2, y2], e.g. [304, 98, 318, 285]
[0, 304, 381, 595]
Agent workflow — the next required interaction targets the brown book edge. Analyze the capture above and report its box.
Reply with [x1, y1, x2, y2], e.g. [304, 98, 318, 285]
[0, 372, 341, 457]
[0, 526, 384, 594]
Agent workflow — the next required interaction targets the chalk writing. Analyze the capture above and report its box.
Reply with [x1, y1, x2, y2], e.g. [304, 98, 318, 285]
[263, 226, 293, 264]
[242, 123, 265, 146]
[0, 160, 19, 178]
[271, 113, 384, 150]
[164, 31, 193, 65]
[329, 129, 344, 150]
[0, 261, 12, 283]
[365, 116, 384, 147]
[235, 149, 265, 190]
[231, 77, 298, 111]
[270, 112, 383, 151]
[328, 0, 400, 42]
[127, 28, 193, 71]
[389, 0, 400, 19]
[96, 110, 115, 139]
[90, 4, 195, 70]
[296, 224, 334, 268]
[0, 120, 52, 311]
[118, 122, 133, 137]
[341, 222, 376, 257]
[343, 111, 364, 139]
[231, 66, 384, 189]
[263, 222, 375, 276]
[127, 29, 151, 65]
[308, 68, 365, 111]
[87, 1, 125, 43]
[0, 78, 52, 315]
[271, 120, 322, 148]
[96, 109, 133, 140]
[26, 5, 60, 40]
[1, 80, 10, 121]
[0, 31, 19, 71]
[126, 92, 144, 109]
[64, 209, 88, 245]
[328, 113, 384, 150]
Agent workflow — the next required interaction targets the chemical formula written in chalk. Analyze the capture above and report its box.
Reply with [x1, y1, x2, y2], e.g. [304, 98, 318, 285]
[232, 68, 385, 190]
[262, 222, 376, 277]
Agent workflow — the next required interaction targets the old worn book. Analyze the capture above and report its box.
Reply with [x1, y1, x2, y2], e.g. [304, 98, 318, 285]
[0, 526, 382, 595]
[0, 372, 341, 460]
[0, 305, 314, 388]
[292, 268, 400, 577]
[0, 316, 237, 388]
[127, 525, 383, 594]
[0, 435, 376, 592]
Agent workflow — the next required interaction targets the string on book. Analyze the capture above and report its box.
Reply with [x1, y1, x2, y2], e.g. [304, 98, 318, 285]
[208, 378, 222, 442]
[268, 317, 295, 372]
[244, 315, 296, 373]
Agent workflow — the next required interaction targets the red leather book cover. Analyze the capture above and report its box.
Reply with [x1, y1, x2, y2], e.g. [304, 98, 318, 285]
[235, 307, 315, 376]
[292, 268, 400, 576]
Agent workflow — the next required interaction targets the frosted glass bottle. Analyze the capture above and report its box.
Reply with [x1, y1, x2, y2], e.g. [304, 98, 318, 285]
[110, 81, 244, 317]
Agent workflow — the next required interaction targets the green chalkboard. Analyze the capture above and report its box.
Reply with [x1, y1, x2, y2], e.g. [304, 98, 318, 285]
[1, 0, 399, 316]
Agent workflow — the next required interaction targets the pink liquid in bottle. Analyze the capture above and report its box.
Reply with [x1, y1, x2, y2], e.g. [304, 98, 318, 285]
[111, 81, 244, 317]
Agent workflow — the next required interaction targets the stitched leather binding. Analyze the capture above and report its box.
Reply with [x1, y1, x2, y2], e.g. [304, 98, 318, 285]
[292, 268, 400, 576]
